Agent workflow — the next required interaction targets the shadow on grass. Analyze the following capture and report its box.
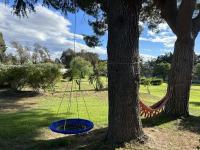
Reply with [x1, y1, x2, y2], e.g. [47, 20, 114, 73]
[0, 89, 41, 111]
[142, 113, 177, 127]
[178, 115, 200, 134]
[0, 89, 40, 101]
[0, 109, 69, 150]
[29, 128, 112, 150]
[189, 101, 200, 106]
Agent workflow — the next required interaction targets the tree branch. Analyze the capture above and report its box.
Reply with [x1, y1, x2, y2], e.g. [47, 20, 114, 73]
[154, 0, 178, 34]
[176, 0, 194, 38]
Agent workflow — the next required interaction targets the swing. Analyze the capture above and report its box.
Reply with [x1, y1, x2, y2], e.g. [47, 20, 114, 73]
[49, 4, 94, 134]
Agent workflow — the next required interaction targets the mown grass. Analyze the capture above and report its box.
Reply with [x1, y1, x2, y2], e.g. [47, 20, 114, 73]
[0, 79, 199, 150]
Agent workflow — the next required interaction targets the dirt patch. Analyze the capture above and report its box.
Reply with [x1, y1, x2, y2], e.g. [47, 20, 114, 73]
[144, 128, 200, 150]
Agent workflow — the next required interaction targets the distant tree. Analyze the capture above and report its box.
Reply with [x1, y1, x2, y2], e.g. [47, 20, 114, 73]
[70, 56, 93, 90]
[155, 52, 173, 64]
[140, 57, 155, 77]
[3, 53, 18, 65]
[89, 61, 107, 91]
[194, 63, 200, 80]
[0, 33, 7, 63]
[33, 43, 50, 63]
[153, 62, 171, 81]
[194, 52, 200, 65]
[60, 48, 75, 68]
[77, 50, 99, 68]
[11, 41, 30, 64]
[55, 58, 61, 64]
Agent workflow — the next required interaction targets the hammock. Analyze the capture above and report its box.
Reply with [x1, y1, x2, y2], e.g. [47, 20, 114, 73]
[139, 95, 168, 118]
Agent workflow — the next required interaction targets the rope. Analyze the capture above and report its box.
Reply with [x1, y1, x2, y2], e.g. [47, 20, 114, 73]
[74, 80, 80, 118]
[56, 81, 70, 117]
[81, 89, 91, 120]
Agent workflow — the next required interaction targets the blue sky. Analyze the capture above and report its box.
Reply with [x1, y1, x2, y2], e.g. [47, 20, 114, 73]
[0, 3, 199, 60]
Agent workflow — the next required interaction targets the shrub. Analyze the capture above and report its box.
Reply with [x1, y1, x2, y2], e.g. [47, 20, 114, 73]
[6, 65, 29, 90]
[0, 65, 9, 88]
[0, 63, 61, 91]
[150, 78, 163, 85]
[27, 63, 61, 91]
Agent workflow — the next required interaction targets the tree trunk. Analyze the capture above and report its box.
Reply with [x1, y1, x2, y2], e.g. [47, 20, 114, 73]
[165, 37, 194, 117]
[107, 0, 145, 144]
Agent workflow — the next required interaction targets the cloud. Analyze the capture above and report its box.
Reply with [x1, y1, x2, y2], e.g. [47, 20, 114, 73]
[140, 54, 156, 61]
[140, 23, 177, 48]
[0, 3, 106, 59]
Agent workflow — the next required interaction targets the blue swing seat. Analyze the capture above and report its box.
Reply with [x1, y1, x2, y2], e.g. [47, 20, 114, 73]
[49, 118, 94, 134]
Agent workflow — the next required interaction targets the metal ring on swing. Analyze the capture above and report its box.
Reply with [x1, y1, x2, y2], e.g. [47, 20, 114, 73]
[49, 118, 94, 134]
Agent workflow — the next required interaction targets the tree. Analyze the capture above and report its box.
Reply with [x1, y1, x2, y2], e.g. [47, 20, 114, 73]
[11, 41, 30, 64]
[140, 58, 155, 77]
[155, 52, 173, 64]
[89, 61, 107, 91]
[0, 33, 7, 63]
[152, 0, 200, 116]
[194, 63, 200, 80]
[77, 50, 99, 68]
[8, 0, 146, 143]
[70, 56, 93, 90]
[153, 62, 170, 81]
[60, 48, 75, 68]
[33, 43, 51, 63]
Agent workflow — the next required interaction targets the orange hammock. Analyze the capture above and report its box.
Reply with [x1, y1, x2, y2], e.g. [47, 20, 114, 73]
[139, 95, 168, 118]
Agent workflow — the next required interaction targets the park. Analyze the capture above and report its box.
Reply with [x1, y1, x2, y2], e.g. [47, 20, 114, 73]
[0, 0, 200, 150]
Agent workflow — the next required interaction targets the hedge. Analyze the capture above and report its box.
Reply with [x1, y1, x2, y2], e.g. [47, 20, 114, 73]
[0, 63, 61, 91]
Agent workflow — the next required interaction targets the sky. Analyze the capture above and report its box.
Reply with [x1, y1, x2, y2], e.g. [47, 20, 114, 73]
[0, 3, 200, 60]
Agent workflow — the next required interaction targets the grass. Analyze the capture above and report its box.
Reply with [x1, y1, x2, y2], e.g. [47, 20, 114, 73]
[0, 79, 199, 150]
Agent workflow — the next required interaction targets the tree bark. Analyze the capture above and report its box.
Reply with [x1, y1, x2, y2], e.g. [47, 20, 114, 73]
[107, 0, 145, 144]
[160, 0, 197, 117]
[165, 37, 195, 117]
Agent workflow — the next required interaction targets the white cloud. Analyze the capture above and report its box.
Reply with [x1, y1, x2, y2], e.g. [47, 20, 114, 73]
[140, 23, 177, 48]
[0, 3, 106, 60]
[140, 54, 156, 61]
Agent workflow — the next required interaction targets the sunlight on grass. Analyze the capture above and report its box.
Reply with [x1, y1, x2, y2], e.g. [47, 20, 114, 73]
[0, 80, 199, 149]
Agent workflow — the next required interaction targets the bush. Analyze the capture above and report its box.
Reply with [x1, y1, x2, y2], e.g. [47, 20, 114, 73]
[6, 65, 29, 90]
[0, 63, 61, 91]
[0, 65, 9, 88]
[140, 77, 151, 85]
[150, 78, 163, 85]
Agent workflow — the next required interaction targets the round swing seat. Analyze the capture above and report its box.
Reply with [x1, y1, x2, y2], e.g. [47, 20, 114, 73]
[49, 118, 94, 134]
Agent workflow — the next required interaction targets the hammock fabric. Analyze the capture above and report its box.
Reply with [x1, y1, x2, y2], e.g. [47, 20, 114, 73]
[139, 96, 168, 118]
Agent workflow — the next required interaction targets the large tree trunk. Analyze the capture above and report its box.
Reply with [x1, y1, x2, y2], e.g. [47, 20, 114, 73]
[107, 0, 145, 144]
[165, 37, 195, 117]
[162, 0, 197, 117]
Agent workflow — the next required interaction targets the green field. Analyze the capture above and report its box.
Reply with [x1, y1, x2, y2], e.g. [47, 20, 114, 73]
[0, 79, 199, 150]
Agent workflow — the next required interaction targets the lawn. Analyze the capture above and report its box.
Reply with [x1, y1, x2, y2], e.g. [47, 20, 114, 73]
[0, 79, 199, 150]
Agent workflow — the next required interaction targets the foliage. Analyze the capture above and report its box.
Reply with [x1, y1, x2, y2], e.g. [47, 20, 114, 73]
[155, 52, 173, 64]
[27, 63, 61, 91]
[70, 56, 93, 79]
[77, 50, 99, 68]
[153, 62, 170, 81]
[150, 78, 163, 86]
[60, 48, 75, 68]
[69, 56, 93, 90]
[0, 32, 7, 63]
[140, 58, 154, 77]
[89, 61, 107, 91]
[0, 63, 61, 91]
[193, 63, 200, 80]
[140, 77, 151, 94]
[11, 41, 31, 65]
[32, 43, 51, 63]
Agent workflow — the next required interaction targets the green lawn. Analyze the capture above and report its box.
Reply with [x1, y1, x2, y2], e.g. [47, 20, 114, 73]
[0, 79, 199, 150]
